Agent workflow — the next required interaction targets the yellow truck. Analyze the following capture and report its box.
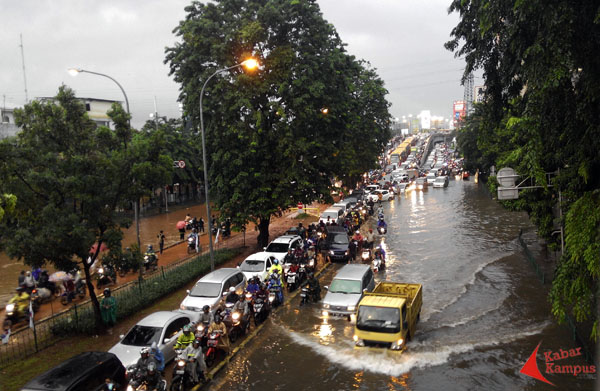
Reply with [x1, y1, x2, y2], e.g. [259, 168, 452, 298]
[353, 282, 422, 351]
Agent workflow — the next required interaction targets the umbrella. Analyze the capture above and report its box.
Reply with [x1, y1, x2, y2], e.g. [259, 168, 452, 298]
[89, 242, 108, 254]
[176, 221, 186, 230]
[49, 271, 72, 282]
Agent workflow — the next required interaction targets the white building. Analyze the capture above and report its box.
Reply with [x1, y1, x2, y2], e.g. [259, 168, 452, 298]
[0, 102, 20, 139]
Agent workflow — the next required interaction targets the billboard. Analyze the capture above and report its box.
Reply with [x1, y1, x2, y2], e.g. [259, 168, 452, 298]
[419, 110, 431, 130]
[453, 100, 466, 127]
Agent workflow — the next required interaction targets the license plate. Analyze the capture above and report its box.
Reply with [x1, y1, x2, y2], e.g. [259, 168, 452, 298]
[176, 370, 185, 374]
[300, 293, 306, 297]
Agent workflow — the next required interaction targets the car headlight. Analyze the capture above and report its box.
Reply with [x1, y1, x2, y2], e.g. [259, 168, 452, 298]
[345, 250, 349, 255]
[323, 303, 330, 309]
[329, 250, 335, 255]
[347, 305, 356, 311]
[179, 304, 186, 310]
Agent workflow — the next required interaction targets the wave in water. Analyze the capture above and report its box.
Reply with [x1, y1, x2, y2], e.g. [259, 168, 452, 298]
[286, 322, 548, 376]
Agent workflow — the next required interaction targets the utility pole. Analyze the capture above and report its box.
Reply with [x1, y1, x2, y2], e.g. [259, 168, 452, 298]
[19, 34, 29, 103]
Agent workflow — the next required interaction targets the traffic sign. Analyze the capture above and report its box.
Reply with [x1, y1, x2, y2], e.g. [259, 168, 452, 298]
[173, 160, 186, 169]
[297, 202, 303, 210]
[178, 160, 186, 169]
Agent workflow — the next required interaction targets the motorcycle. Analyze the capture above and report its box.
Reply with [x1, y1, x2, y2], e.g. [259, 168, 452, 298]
[60, 278, 87, 305]
[187, 236, 197, 254]
[299, 284, 320, 306]
[372, 257, 385, 273]
[30, 287, 52, 305]
[377, 226, 387, 235]
[220, 222, 231, 238]
[252, 297, 269, 325]
[204, 332, 222, 367]
[227, 309, 249, 343]
[126, 379, 167, 391]
[286, 270, 298, 292]
[143, 252, 158, 272]
[3, 302, 30, 328]
[361, 248, 372, 263]
[96, 265, 117, 289]
[170, 351, 194, 391]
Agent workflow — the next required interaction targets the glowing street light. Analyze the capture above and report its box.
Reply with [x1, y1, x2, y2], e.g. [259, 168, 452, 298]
[199, 58, 259, 270]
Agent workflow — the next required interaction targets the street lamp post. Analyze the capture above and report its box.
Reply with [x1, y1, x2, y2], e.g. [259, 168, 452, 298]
[67, 68, 140, 252]
[199, 59, 257, 271]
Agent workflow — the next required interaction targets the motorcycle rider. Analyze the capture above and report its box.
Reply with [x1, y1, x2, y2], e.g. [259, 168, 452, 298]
[377, 216, 387, 233]
[181, 338, 206, 383]
[143, 361, 165, 391]
[373, 247, 386, 268]
[174, 324, 195, 350]
[283, 249, 295, 266]
[150, 342, 165, 373]
[246, 277, 260, 294]
[208, 313, 229, 353]
[188, 228, 199, 253]
[8, 286, 30, 318]
[233, 294, 250, 324]
[306, 272, 320, 302]
[23, 271, 35, 293]
[352, 230, 364, 253]
[268, 258, 283, 278]
[132, 347, 156, 379]
[224, 286, 239, 305]
[145, 245, 158, 269]
[198, 305, 213, 327]
[267, 272, 284, 304]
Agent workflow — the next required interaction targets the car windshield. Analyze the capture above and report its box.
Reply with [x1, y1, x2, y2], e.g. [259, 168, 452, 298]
[121, 325, 162, 346]
[241, 260, 265, 272]
[332, 234, 349, 245]
[189, 282, 221, 297]
[329, 278, 361, 294]
[265, 243, 289, 253]
[356, 306, 401, 333]
[435, 177, 445, 182]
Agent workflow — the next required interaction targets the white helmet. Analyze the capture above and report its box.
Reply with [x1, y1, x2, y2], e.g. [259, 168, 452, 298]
[229, 286, 236, 293]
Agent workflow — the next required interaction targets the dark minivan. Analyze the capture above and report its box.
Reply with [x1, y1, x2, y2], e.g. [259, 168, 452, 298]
[324, 226, 350, 262]
[21, 351, 126, 391]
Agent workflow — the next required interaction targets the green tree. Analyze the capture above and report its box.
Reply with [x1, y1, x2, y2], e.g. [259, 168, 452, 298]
[165, 0, 390, 246]
[447, 0, 600, 339]
[0, 86, 171, 331]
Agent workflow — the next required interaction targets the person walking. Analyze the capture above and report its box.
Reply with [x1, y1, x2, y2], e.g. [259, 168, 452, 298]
[100, 288, 117, 331]
[199, 217, 205, 233]
[157, 230, 165, 254]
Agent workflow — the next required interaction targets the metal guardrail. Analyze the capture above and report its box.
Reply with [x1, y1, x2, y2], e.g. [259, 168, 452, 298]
[518, 229, 545, 284]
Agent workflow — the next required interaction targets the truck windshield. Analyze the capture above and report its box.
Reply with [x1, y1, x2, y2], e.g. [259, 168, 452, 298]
[356, 306, 401, 333]
[328, 279, 361, 294]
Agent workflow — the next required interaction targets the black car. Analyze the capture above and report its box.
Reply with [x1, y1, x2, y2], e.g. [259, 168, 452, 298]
[21, 351, 126, 391]
[323, 226, 350, 262]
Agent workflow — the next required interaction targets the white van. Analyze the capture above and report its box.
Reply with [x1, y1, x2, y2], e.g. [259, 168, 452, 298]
[319, 206, 344, 225]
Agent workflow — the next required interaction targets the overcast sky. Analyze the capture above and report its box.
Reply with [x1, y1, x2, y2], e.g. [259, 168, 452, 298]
[1, 0, 466, 129]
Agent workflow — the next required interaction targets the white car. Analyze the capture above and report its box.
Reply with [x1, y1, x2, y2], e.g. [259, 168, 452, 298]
[426, 172, 437, 185]
[433, 176, 449, 188]
[179, 268, 246, 316]
[238, 252, 277, 281]
[367, 189, 394, 202]
[263, 235, 303, 268]
[108, 311, 192, 368]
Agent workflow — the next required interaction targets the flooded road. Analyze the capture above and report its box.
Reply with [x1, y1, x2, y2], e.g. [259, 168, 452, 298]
[0, 204, 211, 304]
[209, 180, 595, 390]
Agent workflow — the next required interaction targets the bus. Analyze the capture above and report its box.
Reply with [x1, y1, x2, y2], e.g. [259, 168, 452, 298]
[390, 137, 413, 163]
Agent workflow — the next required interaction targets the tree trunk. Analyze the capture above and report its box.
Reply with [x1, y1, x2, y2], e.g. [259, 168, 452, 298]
[82, 255, 104, 333]
[256, 216, 271, 249]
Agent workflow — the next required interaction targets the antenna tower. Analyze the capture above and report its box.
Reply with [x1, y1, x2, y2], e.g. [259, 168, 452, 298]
[19, 34, 29, 103]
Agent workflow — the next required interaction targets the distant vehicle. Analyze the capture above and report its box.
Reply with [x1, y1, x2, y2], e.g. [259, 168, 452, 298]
[415, 177, 428, 190]
[239, 252, 277, 282]
[396, 183, 408, 193]
[426, 172, 437, 185]
[364, 184, 381, 194]
[322, 264, 375, 319]
[368, 189, 394, 202]
[433, 176, 449, 188]
[109, 311, 192, 368]
[21, 351, 126, 391]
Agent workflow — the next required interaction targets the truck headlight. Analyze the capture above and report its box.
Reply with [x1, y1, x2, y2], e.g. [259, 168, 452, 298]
[354, 336, 365, 347]
[347, 305, 356, 311]
[322, 303, 330, 309]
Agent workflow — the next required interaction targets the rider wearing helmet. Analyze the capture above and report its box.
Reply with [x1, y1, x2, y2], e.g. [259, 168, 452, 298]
[174, 324, 195, 350]
[198, 305, 213, 327]
[144, 361, 165, 391]
[133, 347, 156, 378]
[150, 341, 165, 372]
[182, 338, 206, 383]
[207, 313, 229, 352]
[268, 258, 283, 277]
[267, 272, 284, 304]
[225, 286, 240, 304]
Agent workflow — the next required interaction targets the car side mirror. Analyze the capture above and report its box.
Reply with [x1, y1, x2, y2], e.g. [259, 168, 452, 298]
[263, 247, 267, 251]
[119, 334, 125, 339]
[186, 289, 190, 294]
[164, 337, 171, 344]
[324, 286, 328, 290]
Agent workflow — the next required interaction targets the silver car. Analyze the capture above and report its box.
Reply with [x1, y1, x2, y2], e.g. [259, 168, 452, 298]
[322, 264, 375, 318]
[108, 311, 192, 368]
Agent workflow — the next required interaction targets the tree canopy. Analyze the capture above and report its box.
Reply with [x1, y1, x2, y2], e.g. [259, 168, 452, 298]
[0, 86, 171, 330]
[447, 0, 600, 339]
[165, 0, 390, 246]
